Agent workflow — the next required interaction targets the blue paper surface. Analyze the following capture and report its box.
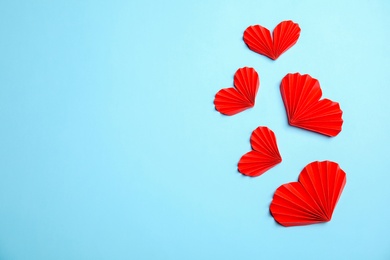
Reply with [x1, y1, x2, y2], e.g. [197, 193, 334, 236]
[0, 0, 389, 259]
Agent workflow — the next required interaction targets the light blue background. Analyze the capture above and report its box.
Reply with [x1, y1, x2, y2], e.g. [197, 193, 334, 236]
[0, 0, 389, 259]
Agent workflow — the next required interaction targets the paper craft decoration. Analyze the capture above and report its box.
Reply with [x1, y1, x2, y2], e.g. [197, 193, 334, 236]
[280, 73, 343, 137]
[238, 126, 282, 177]
[243, 20, 301, 60]
[214, 67, 259, 116]
[270, 161, 346, 227]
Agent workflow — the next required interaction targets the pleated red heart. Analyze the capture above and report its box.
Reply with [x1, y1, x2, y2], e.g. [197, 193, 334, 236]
[238, 126, 282, 177]
[214, 67, 259, 116]
[270, 161, 346, 227]
[243, 20, 301, 60]
[280, 73, 343, 137]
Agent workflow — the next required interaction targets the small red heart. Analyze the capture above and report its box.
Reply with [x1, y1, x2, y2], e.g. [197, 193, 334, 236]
[280, 73, 343, 137]
[214, 67, 259, 116]
[243, 20, 301, 60]
[270, 161, 346, 227]
[238, 126, 282, 177]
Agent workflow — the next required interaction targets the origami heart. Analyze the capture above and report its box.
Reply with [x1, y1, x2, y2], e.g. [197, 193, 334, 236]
[238, 126, 282, 177]
[243, 20, 301, 60]
[280, 73, 343, 137]
[214, 67, 259, 116]
[270, 161, 346, 227]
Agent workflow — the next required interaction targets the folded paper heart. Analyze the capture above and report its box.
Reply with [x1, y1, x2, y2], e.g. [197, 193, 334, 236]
[214, 67, 259, 116]
[270, 161, 346, 227]
[280, 73, 343, 137]
[238, 126, 282, 177]
[243, 20, 301, 60]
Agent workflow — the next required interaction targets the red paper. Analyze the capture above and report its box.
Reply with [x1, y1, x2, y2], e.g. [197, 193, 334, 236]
[238, 126, 282, 177]
[270, 161, 346, 227]
[243, 20, 301, 60]
[214, 67, 259, 116]
[280, 73, 343, 137]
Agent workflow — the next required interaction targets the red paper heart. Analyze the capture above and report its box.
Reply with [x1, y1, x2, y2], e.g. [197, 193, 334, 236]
[280, 73, 343, 137]
[238, 126, 282, 177]
[214, 67, 259, 116]
[270, 161, 346, 227]
[243, 20, 301, 60]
